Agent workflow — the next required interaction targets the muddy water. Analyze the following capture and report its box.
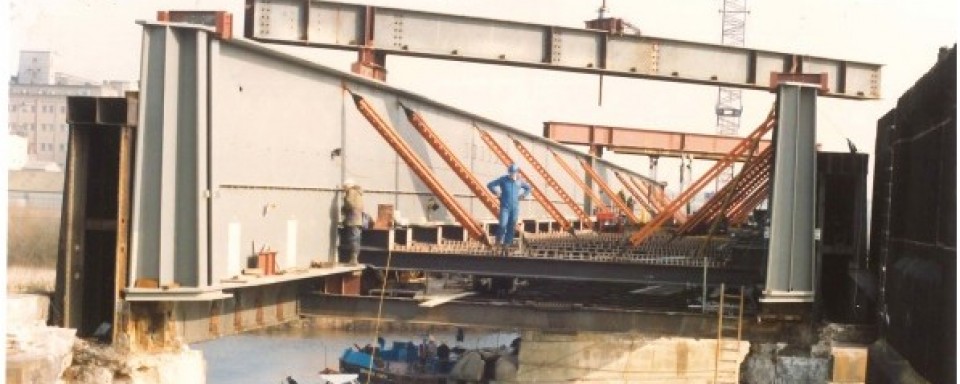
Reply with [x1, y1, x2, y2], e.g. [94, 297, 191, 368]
[192, 324, 519, 384]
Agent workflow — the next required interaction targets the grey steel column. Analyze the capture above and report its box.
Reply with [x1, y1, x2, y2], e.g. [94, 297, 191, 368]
[130, 24, 209, 288]
[762, 83, 818, 303]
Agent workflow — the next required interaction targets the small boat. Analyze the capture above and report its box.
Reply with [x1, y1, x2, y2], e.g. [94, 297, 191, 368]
[337, 338, 519, 384]
[338, 339, 453, 384]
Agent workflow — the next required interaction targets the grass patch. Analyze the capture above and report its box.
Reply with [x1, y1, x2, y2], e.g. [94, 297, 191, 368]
[8, 205, 61, 269]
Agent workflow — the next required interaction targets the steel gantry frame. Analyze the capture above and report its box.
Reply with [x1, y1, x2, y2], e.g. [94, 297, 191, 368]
[347, 89, 490, 245]
[399, 103, 501, 217]
[244, 0, 881, 99]
[578, 158, 643, 225]
[475, 128, 573, 232]
[550, 150, 611, 214]
[512, 139, 593, 229]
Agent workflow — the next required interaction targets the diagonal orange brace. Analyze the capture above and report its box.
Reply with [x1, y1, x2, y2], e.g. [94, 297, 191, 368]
[550, 150, 610, 213]
[577, 158, 642, 225]
[512, 139, 592, 229]
[346, 89, 490, 246]
[628, 108, 777, 245]
[400, 103, 500, 217]
[678, 147, 772, 233]
[629, 176, 686, 223]
[475, 127, 573, 232]
[614, 171, 657, 217]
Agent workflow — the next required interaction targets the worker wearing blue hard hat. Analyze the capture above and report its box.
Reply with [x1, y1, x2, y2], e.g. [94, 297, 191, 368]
[487, 163, 531, 246]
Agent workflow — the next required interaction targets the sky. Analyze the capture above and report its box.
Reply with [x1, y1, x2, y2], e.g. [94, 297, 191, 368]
[4, 0, 958, 195]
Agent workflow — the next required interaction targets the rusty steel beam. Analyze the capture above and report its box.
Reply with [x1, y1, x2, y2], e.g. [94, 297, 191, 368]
[614, 171, 657, 217]
[400, 104, 500, 217]
[544, 122, 772, 161]
[628, 109, 777, 245]
[512, 139, 593, 229]
[347, 89, 490, 245]
[475, 128, 573, 232]
[550, 150, 610, 213]
[578, 158, 642, 225]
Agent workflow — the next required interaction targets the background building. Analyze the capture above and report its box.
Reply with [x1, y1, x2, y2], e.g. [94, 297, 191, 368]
[8, 50, 133, 167]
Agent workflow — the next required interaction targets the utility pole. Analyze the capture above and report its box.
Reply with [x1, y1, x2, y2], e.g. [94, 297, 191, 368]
[715, 0, 749, 192]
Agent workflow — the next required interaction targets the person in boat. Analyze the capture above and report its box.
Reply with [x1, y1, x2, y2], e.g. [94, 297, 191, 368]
[437, 341, 452, 373]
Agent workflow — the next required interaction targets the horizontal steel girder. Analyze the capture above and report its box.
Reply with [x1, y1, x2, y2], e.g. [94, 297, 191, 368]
[244, 0, 881, 99]
[545, 122, 772, 161]
[301, 293, 726, 336]
[358, 247, 762, 286]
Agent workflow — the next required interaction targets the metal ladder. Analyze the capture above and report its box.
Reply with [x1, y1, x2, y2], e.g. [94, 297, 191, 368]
[714, 283, 744, 384]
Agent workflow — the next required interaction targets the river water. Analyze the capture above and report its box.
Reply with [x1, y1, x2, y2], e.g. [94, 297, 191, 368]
[192, 325, 519, 384]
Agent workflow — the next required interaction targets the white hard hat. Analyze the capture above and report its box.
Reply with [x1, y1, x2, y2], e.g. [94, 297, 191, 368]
[343, 179, 356, 187]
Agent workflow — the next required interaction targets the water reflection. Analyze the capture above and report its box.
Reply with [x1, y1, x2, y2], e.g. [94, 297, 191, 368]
[193, 324, 518, 384]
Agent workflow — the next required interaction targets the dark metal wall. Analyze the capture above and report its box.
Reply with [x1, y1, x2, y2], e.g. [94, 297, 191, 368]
[870, 46, 956, 384]
[816, 152, 870, 323]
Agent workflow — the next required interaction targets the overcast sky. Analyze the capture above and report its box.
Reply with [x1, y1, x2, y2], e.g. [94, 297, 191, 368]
[6, 0, 958, 194]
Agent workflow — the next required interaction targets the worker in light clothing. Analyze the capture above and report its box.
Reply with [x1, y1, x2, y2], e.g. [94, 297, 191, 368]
[340, 179, 364, 265]
[487, 164, 531, 246]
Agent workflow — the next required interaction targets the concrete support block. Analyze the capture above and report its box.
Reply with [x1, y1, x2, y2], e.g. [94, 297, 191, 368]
[7, 294, 51, 328]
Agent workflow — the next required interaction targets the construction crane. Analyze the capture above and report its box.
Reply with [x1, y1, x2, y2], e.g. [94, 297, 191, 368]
[715, 0, 749, 191]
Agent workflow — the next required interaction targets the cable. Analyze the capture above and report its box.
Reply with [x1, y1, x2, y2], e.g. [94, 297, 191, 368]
[364, 246, 393, 384]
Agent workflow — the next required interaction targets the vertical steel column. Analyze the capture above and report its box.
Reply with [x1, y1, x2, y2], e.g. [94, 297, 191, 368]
[577, 158, 642, 225]
[130, 24, 209, 288]
[347, 90, 489, 245]
[550, 150, 609, 214]
[399, 104, 500, 217]
[762, 83, 818, 303]
[475, 128, 573, 232]
[512, 139, 592, 228]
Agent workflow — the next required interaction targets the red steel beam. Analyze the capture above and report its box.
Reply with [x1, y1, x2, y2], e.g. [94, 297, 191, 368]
[400, 104, 500, 217]
[346, 89, 489, 245]
[475, 128, 573, 232]
[577, 158, 642, 225]
[544, 122, 771, 161]
[614, 171, 657, 217]
[550, 150, 610, 213]
[628, 109, 777, 245]
[512, 139, 593, 229]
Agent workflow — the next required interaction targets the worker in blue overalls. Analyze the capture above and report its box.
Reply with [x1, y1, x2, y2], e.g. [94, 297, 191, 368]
[487, 163, 532, 247]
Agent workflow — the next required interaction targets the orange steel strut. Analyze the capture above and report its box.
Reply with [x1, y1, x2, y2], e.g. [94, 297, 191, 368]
[678, 146, 772, 233]
[550, 150, 610, 214]
[577, 158, 642, 225]
[475, 127, 573, 233]
[346, 89, 490, 245]
[512, 139, 592, 229]
[399, 103, 500, 217]
[627, 108, 777, 245]
[614, 171, 658, 217]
